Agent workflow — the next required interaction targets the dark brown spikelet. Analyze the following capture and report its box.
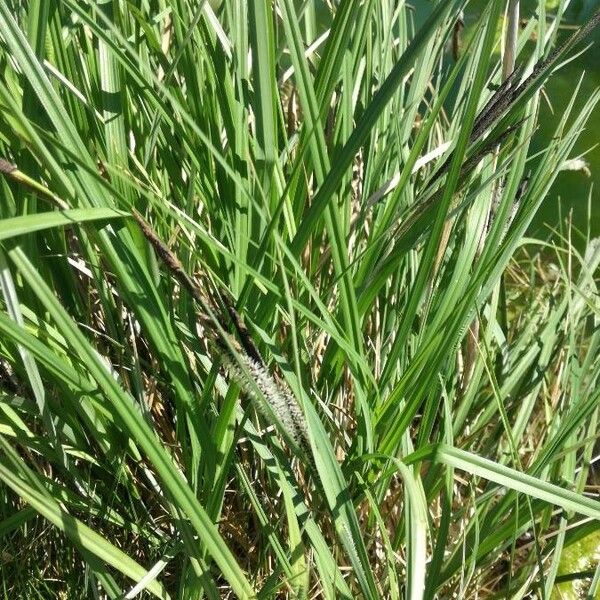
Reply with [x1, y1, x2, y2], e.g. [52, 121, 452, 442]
[131, 209, 201, 304]
[223, 302, 264, 366]
[132, 209, 313, 470]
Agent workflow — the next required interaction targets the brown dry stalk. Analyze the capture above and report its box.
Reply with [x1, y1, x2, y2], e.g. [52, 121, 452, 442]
[0, 158, 69, 209]
[0, 159, 17, 174]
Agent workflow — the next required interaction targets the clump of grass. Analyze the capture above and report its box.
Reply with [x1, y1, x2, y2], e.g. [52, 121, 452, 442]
[133, 208, 311, 463]
[0, 1, 599, 599]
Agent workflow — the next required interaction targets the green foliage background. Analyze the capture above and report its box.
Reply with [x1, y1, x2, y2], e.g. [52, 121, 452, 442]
[0, 1, 599, 598]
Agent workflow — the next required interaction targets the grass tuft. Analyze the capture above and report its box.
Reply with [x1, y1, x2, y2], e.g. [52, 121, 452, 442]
[0, 1, 599, 598]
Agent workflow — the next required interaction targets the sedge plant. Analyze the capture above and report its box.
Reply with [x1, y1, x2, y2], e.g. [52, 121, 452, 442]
[0, 1, 599, 598]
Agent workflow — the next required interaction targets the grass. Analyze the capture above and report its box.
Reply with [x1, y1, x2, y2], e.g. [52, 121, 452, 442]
[0, 0, 599, 598]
